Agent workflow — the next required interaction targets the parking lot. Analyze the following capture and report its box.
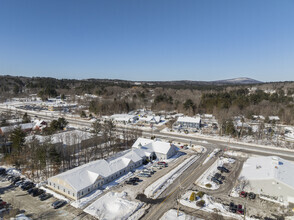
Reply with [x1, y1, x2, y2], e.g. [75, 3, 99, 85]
[0, 177, 95, 220]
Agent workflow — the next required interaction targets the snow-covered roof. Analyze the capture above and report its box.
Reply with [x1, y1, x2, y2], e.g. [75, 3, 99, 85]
[49, 149, 143, 192]
[269, 116, 280, 121]
[110, 114, 138, 122]
[0, 123, 34, 133]
[26, 130, 93, 145]
[132, 137, 176, 155]
[241, 156, 294, 189]
[177, 116, 201, 124]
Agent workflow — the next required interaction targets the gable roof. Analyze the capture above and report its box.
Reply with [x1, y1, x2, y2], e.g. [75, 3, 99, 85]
[177, 116, 201, 124]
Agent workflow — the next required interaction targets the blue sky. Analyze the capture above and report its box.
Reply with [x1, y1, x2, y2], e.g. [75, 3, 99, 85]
[0, 0, 293, 82]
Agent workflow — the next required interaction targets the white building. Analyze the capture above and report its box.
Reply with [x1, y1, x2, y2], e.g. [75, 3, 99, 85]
[240, 156, 294, 204]
[132, 138, 177, 160]
[47, 149, 143, 200]
[110, 114, 139, 124]
[174, 116, 201, 130]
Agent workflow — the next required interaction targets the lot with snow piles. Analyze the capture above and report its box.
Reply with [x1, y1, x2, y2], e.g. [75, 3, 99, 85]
[83, 191, 143, 220]
[160, 209, 203, 220]
[196, 157, 235, 190]
[180, 191, 245, 220]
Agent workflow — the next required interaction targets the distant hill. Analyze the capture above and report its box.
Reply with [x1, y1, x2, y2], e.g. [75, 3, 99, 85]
[211, 77, 263, 85]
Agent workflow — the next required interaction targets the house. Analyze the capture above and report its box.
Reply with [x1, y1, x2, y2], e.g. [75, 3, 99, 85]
[0, 123, 34, 136]
[33, 120, 48, 131]
[110, 114, 139, 124]
[240, 156, 294, 204]
[173, 116, 201, 130]
[132, 138, 177, 160]
[47, 149, 143, 200]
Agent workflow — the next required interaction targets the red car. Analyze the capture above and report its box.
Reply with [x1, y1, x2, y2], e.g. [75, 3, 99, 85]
[239, 191, 247, 198]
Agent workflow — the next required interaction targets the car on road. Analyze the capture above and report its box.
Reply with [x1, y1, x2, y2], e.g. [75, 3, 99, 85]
[239, 191, 248, 198]
[39, 193, 52, 201]
[52, 200, 66, 209]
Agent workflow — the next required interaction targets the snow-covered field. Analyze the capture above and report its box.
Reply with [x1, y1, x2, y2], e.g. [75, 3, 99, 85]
[196, 157, 235, 190]
[203, 148, 219, 165]
[160, 209, 203, 220]
[145, 155, 199, 198]
[180, 191, 244, 220]
[83, 191, 143, 220]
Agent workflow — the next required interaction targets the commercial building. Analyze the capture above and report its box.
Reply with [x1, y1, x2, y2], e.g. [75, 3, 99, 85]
[240, 156, 294, 204]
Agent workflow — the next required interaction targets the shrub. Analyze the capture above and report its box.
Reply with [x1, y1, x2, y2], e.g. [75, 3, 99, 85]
[205, 183, 212, 188]
[196, 191, 205, 198]
[196, 200, 205, 207]
[189, 192, 196, 201]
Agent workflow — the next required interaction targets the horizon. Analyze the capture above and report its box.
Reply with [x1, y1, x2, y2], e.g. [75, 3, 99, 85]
[1, 0, 294, 81]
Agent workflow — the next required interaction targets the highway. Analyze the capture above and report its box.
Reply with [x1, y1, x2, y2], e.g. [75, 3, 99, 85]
[2, 105, 294, 160]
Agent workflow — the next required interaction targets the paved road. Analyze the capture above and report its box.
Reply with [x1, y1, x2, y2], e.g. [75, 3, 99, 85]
[139, 149, 219, 220]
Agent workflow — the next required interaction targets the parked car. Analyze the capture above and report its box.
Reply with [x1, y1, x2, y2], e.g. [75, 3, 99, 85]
[157, 161, 168, 167]
[130, 177, 140, 182]
[211, 177, 222, 184]
[138, 173, 151, 178]
[125, 180, 137, 185]
[21, 182, 35, 190]
[0, 168, 6, 175]
[239, 191, 248, 198]
[28, 188, 37, 194]
[248, 192, 256, 199]
[33, 189, 45, 197]
[52, 200, 66, 209]
[39, 193, 52, 201]
[217, 166, 229, 173]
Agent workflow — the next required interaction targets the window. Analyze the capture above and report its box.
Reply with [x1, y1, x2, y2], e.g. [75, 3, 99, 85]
[88, 188, 90, 192]
[78, 192, 80, 196]
[68, 191, 70, 194]
[49, 182, 51, 186]
[82, 192, 84, 195]
[73, 193, 75, 197]
[53, 184, 55, 187]
[58, 186, 59, 190]
[64, 189, 65, 192]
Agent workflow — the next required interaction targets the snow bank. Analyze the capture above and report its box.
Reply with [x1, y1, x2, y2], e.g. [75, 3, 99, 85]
[84, 191, 143, 220]
[145, 155, 199, 198]
[12, 214, 32, 220]
[224, 150, 248, 158]
[160, 209, 203, 220]
[40, 186, 69, 202]
[203, 148, 219, 165]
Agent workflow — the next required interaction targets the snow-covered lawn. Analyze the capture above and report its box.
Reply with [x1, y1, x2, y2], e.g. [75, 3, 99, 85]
[180, 191, 244, 220]
[145, 155, 199, 198]
[40, 186, 69, 202]
[196, 157, 235, 190]
[83, 191, 143, 220]
[203, 148, 219, 165]
[160, 209, 203, 220]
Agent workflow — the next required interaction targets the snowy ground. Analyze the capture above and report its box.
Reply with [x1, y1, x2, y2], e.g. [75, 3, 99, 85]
[180, 191, 245, 220]
[83, 191, 143, 220]
[224, 150, 248, 158]
[145, 155, 199, 198]
[196, 157, 235, 190]
[202, 148, 220, 165]
[160, 209, 203, 220]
